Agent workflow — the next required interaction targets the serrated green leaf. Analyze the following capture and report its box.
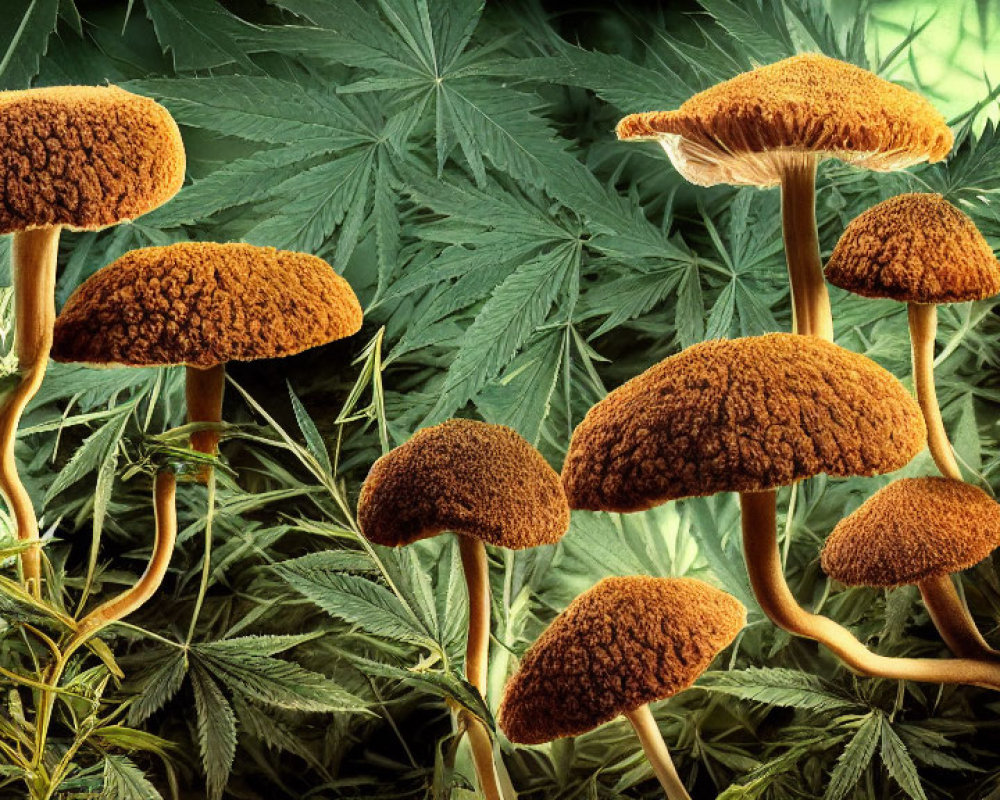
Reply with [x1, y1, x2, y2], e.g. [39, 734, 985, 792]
[0, 0, 59, 90]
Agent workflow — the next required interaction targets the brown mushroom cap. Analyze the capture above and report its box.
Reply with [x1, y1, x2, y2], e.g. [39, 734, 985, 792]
[821, 477, 1000, 587]
[358, 419, 569, 549]
[824, 193, 1000, 304]
[562, 333, 925, 513]
[0, 86, 185, 234]
[616, 54, 952, 186]
[51, 242, 362, 368]
[498, 576, 745, 744]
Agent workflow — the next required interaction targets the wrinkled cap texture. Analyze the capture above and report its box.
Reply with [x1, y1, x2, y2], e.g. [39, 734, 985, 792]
[51, 242, 362, 368]
[825, 193, 1000, 304]
[498, 576, 745, 744]
[822, 477, 1000, 587]
[357, 419, 570, 549]
[0, 85, 185, 234]
[616, 53, 953, 186]
[562, 333, 926, 513]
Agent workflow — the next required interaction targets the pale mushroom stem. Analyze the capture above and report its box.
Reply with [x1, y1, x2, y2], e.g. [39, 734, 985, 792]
[907, 303, 962, 480]
[185, 363, 226, 459]
[624, 705, 691, 800]
[74, 470, 177, 638]
[740, 490, 1000, 689]
[457, 535, 505, 800]
[780, 154, 833, 341]
[1, 227, 61, 598]
[918, 572, 998, 659]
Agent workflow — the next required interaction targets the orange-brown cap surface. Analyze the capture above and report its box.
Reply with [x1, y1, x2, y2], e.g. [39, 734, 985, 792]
[51, 242, 362, 368]
[821, 477, 1000, 587]
[499, 576, 745, 744]
[0, 86, 185, 234]
[825, 194, 1000, 304]
[616, 54, 952, 186]
[562, 334, 925, 512]
[357, 419, 569, 549]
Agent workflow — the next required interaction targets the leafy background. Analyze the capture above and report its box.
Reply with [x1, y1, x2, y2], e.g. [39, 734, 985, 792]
[1, 0, 999, 798]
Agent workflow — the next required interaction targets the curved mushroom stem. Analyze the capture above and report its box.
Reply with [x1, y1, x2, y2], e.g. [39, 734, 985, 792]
[75, 471, 177, 638]
[457, 535, 505, 800]
[908, 303, 961, 480]
[185, 363, 225, 477]
[918, 572, 998, 659]
[624, 705, 691, 800]
[1, 227, 60, 598]
[740, 490, 1000, 689]
[780, 154, 833, 341]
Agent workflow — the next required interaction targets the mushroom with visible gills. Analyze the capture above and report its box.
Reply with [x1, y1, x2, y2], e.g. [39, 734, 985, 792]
[562, 333, 1000, 689]
[358, 419, 570, 800]
[51, 242, 362, 635]
[499, 576, 746, 800]
[822, 477, 1000, 660]
[0, 86, 185, 596]
[616, 54, 953, 341]
[825, 193, 1000, 479]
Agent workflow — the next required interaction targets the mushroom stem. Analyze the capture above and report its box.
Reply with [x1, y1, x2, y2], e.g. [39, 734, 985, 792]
[780, 154, 833, 341]
[75, 470, 177, 637]
[458, 535, 505, 800]
[624, 705, 691, 800]
[907, 303, 961, 480]
[1, 226, 60, 598]
[740, 490, 1000, 689]
[918, 572, 998, 659]
[185, 363, 225, 458]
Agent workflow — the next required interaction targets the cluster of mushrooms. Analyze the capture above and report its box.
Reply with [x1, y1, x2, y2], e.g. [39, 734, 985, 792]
[3, 53, 1000, 800]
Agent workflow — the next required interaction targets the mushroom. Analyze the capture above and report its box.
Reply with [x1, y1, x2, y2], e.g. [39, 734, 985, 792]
[822, 477, 1000, 659]
[616, 54, 953, 341]
[824, 193, 1000, 479]
[499, 576, 746, 800]
[562, 333, 1000, 688]
[0, 86, 185, 596]
[51, 242, 362, 634]
[358, 419, 570, 800]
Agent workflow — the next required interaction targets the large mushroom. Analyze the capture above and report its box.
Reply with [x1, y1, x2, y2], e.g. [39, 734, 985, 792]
[824, 193, 1000, 479]
[358, 419, 570, 800]
[0, 86, 185, 597]
[51, 242, 362, 636]
[616, 54, 953, 341]
[562, 333, 1000, 688]
[822, 477, 1000, 659]
[499, 576, 745, 800]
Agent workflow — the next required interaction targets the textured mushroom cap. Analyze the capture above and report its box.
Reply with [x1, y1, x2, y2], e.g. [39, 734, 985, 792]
[358, 419, 569, 549]
[499, 576, 745, 744]
[563, 334, 925, 512]
[0, 85, 185, 234]
[825, 194, 1000, 304]
[821, 477, 1000, 587]
[51, 242, 362, 368]
[616, 54, 952, 186]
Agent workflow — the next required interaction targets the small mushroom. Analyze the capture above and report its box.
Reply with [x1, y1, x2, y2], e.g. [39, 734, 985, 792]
[0, 86, 185, 596]
[616, 54, 953, 341]
[563, 333, 1000, 688]
[51, 242, 362, 636]
[822, 477, 1000, 659]
[825, 193, 1000, 479]
[358, 419, 570, 800]
[499, 576, 745, 800]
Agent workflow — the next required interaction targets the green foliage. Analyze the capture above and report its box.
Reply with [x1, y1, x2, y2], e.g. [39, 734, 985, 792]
[0, 0, 999, 798]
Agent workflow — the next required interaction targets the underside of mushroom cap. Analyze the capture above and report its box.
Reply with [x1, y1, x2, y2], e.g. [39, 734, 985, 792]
[616, 53, 952, 186]
[51, 242, 362, 368]
[822, 477, 1000, 587]
[0, 85, 185, 234]
[562, 333, 926, 513]
[498, 576, 745, 744]
[825, 193, 1000, 304]
[357, 419, 570, 549]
